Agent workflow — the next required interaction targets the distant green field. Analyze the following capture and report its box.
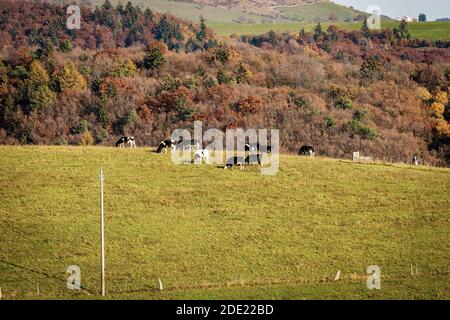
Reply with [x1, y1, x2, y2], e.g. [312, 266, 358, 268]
[0, 146, 449, 299]
[210, 21, 450, 41]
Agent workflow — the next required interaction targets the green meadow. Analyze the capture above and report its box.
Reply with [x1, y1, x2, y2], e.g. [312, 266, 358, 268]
[210, 21, 450, 41]
[0, 146, 448, 299]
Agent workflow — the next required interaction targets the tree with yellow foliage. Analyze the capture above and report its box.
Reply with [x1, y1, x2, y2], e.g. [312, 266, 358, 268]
[112, 59, 137, 77]
[25, 60, 55, 112]
[416, 86, 432, 101]
[435, 91, 448, 105]
[430, 92, 450, 137]
[80, 130, 94, 145]
[430, 102, 445, 118]
[435, 118, 450, 137]
[59, 62, 87, 92]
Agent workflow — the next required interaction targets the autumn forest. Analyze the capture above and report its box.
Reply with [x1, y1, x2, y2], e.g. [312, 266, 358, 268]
[0, 0, 449, 164]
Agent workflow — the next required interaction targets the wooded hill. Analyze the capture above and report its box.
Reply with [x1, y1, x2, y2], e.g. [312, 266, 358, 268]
[0, 0, 449, 164]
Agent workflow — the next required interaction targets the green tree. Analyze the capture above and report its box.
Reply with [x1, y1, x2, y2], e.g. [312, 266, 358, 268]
[154, 15, 184, 49]
[143, 45, 165, 70]
[217, 69, 231, 85]
[394, 20, 411, 41]
[113, 109, 138, 133]
[59, 40, 73, 53]
[235, 63, 252, 84]
[360, 55, 384, 82]
[143, 8, 154, 22]
[196, 17, 207, 42]
[72, 119, 89, 134]
[313, 22, 323, 41]
[335, 96, 353, 110]
[102, 0, 112, 10]
[361, 19, 372, 38]
[214, 45, 230, 65]
[346, 119, 377, 140]
[418, 13, 427, 22]
[324, 116, 336, 129]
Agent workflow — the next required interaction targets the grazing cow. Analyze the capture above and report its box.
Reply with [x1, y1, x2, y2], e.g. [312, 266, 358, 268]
[412, 155, 419, 166]
[246, 143, 271, 153]
[193, 149, 210, 164]
[299, 145, 315, 157]
[245, 153, 262, 165]
[176, 139, 200, 151]
[116, 136, 136, 148]
[224, 156, 245, 170]
[258, 143, 272, 153]
[249, 142, 272, 153]
[264, 145, 272, 153]
[245, 143, 258, 152]
[156, 139, 176, 153]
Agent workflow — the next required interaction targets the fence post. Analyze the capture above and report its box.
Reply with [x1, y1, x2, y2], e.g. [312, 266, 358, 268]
[100, 167, 105, 297]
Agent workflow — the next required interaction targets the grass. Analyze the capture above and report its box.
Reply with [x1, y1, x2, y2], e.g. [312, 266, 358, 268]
[105, 0, 365, 24]
[0, 146, 449, 300]
[210, 21, 450, 41]
[276, 1, 365, 22]
[108, 0, 270, 24]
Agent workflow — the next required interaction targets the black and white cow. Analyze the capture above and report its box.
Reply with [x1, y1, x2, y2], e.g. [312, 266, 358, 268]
[156, 139, 176, 153]
[224, 156, 245, 170]
[245, 153, 262, 165]
[245, 143, 258, 152]
[193, 149, 210, 164]
[299, 145, 315, 157]
[261, 144, 272, 153]
[245, 143, 271, 153]
[412, 155, 419, 166]
[176, 139, 200, 151]
[116, 136, 136, 148]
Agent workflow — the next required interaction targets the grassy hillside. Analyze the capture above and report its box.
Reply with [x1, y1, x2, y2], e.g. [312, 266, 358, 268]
[105, 0, 366, 23]
[276, 1, 365, 22]
[83, 0, 449, 40]
[210, 21, 450, 41]
[0, 146, 449, 299]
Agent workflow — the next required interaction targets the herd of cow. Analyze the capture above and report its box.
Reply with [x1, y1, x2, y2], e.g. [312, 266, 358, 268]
[115, 136, 315, 169]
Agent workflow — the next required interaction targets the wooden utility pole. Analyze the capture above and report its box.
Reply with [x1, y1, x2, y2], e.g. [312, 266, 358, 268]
[100, 167, 105, 296]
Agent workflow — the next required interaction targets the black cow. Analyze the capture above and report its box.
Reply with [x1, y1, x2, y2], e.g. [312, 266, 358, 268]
[299, 145, 315, 157]
[156, 139, 176, 153]
[245, 153, 262, 165]
[224, 156, 245, 170]
[116, 136, 136, 148]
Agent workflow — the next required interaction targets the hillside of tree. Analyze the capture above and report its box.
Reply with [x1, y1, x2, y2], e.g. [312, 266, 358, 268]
[0, 0, 449, 164]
